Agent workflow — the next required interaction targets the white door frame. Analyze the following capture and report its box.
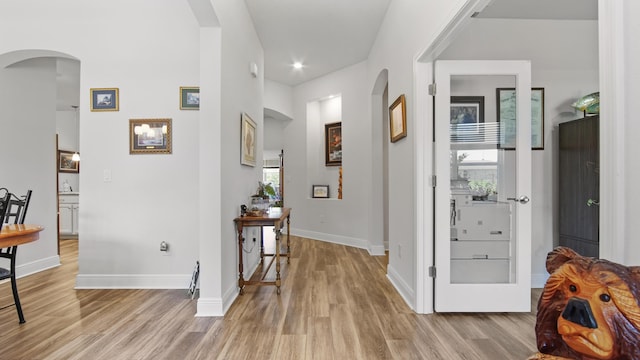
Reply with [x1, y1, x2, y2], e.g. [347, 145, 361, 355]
[414, 0, 622, 314]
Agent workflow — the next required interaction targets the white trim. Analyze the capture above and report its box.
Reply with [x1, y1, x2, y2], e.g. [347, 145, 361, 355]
[387, 264, 415, 309]
[291, 228, 370, 252]
[196, 297, 224, 317]
[597, 0, 625, 262]
[75, 274, 191, 289]
[221, 283, 239, 314]
[16, 255, 60, 278]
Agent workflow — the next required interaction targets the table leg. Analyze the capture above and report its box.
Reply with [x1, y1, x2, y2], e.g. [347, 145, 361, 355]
[236, 223, 245, 295]
[275, 225, 281, 295]
[259, 226, 265, 265]
[286, 215, 291, 264]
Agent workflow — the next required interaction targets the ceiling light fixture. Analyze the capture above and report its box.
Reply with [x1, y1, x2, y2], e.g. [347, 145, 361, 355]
[293, 62, 303, 70]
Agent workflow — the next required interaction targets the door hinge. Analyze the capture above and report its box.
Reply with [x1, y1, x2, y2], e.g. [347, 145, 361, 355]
[428, 83, 436, 95]
[431, 175, 437, 188]
[429, 266, 436, 278]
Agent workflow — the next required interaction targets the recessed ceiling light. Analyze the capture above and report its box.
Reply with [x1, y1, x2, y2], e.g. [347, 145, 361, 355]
[293, 62, 303, 69]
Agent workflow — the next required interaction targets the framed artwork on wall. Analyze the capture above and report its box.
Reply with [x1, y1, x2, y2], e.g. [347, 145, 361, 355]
[312, 185, 330, 198]
[90, 88, 119, 111]
[450, 96, 484, 143]
[180, 86, 200, 110]
[324, 122, 342, 166]
[241, 113, 256, 166]
[497, 87, 545, 150]
[129, 118, 172, 154]
[389, 94, 407, 142]
[58, 150, 79, 173]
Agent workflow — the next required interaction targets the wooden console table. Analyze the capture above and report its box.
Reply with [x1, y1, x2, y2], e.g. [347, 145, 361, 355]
[233, 207, 291, 295]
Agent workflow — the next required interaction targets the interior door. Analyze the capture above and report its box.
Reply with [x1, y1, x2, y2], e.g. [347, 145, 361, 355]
[434, 60, 532, 312]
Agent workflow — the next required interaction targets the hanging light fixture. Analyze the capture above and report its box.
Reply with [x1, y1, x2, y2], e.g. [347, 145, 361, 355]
[71, 105, 81, 161]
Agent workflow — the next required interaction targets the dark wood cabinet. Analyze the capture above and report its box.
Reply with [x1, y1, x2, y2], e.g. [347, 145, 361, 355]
[559, 115, 599, 257]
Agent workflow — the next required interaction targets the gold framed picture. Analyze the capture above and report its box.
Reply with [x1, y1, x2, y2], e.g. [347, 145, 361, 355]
[241, 113, 256, 166]
[90, 88, 119, 111]
[180, 86, 200, 110]
[389, 94, 406, 142]
[129, 118, 172, 154]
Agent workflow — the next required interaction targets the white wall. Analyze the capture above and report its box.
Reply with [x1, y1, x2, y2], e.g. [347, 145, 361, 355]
[438, 18, 599, 285]
[287, 62, 374, 250]
[265, 79, 293, 120]
[306, 96, 341, 197]
[0, 1, 263, 314]
[0, 57, 60, 276]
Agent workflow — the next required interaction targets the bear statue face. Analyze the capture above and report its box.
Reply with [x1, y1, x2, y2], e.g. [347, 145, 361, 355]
[535, 247, 640, 360]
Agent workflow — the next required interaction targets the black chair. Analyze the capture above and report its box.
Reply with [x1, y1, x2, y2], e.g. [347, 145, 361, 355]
[0, 188, 33, 324]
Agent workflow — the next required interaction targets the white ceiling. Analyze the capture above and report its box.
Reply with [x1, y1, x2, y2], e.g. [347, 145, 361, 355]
[244, 0, 391, 87]
[245, 0, 597, 87]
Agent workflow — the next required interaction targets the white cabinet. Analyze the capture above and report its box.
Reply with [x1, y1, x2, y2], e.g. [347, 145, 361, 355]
[59, 193, 79, 235]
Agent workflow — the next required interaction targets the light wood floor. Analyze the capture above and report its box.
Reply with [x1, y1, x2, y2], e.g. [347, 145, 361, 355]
[0, 237, 540, 359]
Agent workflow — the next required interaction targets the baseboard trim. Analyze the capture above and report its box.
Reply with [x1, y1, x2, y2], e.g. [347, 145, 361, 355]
[387, 264, 416, 310]
[196, 297, 224, 317]
[17, 255, 60, 278]
[75, 274, 191, 289]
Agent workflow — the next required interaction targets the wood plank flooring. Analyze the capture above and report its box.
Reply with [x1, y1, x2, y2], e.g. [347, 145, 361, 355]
[0, 237, 540, 359]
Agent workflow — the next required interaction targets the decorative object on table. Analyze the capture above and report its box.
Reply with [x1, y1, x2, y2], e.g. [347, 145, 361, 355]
[389, 94, 407, 142]
[247, 181, 275, 216]
[90, 88, 119, 111]
[324, 122, 342, 166]
[241, 113, 256, 166]
[572, 92, 600, 115]
[530, 247, 640, 360]
[129, 118, 172, 154]
[312, 185, 329, 198]
[180, 86, 200, 110]
[58, 150, 80, 173]
[450, 96, 485, 144]
[497, 88, 545, 150]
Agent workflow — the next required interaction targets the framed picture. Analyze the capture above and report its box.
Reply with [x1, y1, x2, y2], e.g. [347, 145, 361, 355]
[497, 88, 545, 150]
[180, 86, 200, 110]
[450, 96, 484, 143]
[325, 122, 342, 166]
[312, 185, 330, 198]
[129, 118, 172, 154]
[58, 150, 79, 173]
[90, 88, 119, 111]
[389, 94, 407, 142]
[241, 113, 257, 166]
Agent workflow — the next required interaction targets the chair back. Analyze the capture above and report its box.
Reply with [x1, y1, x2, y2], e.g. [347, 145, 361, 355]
[3, 190, 33, 225]
[0, 188, 9, 232]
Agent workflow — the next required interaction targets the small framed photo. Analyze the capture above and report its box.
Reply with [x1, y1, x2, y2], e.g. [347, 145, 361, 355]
[450, 96, 484, 142]
[324, 122, 342, 166]
[129, 118, 172, 154]
[312, 185, 330, 198]
[241, 113, 256, 166]
[90, 88, 119, 111]
[389, 94, 407, 142]
[180, 86, 200, 110]
[497, 87, 545, 150]
[58, 150, 79, 173]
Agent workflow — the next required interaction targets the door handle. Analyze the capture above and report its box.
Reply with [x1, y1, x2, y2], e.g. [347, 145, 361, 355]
[507, 195, 530, 204]
[587, 199, 600, 207]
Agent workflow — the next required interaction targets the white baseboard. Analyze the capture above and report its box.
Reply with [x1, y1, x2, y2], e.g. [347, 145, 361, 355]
[387, 264, 415, 310]
[75, 274, 191, 289]
[196, 297, 224, 317]
[291, 228, 384, 256]
[16, 255, 60, 278]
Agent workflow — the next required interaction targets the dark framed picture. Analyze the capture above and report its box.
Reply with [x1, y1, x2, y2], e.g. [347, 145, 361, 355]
[241, 113, 256, 166]
[450, 96, 484, 143]
[312, 185, 330, 198]
[389, 94, 407, 142]
[90, 88, 119, 111]
[180, 86, 200, 110]
[58, 150, 79, 173]
[497, 87, 545, 150]
[325, 122, 342, 166]
[129, 118, 172, 154]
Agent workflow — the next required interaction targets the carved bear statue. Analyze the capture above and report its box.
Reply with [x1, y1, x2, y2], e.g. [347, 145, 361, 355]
[530, 247, 640, 359]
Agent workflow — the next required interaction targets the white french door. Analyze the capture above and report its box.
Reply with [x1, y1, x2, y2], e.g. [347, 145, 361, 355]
[434, 60, 532, 312]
